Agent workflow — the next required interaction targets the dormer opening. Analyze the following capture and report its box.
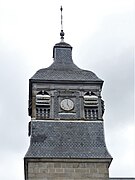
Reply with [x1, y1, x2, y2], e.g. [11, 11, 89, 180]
[36, 91, 50, 119]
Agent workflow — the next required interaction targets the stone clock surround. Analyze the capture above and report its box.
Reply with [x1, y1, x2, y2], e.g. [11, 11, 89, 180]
[30, 82, 103, 120]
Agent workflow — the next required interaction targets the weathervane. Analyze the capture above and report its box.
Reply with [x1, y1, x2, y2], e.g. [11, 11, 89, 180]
[60, 6, 65, 41]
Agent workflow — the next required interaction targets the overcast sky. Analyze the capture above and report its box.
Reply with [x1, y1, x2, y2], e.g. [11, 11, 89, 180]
[0, 0, 134, 179]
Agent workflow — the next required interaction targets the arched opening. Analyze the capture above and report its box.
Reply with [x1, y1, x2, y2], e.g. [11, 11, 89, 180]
[84, 92, 98, 120]
[36, 91, 50, 119]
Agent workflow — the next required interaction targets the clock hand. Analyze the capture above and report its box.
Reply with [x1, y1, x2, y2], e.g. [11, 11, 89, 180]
[67, 99, 69, 108]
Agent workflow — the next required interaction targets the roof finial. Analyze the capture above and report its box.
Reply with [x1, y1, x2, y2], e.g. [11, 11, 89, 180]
[60, 6, 65, 41]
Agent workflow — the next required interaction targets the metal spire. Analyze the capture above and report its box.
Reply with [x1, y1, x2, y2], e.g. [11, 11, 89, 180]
[60, 6, 65, 41]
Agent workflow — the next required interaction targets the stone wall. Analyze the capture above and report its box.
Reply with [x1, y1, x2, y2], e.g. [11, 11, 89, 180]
[27, 161, 109, 180]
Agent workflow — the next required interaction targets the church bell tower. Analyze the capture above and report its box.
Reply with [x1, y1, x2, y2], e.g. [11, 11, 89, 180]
[24, 7, 112, 180]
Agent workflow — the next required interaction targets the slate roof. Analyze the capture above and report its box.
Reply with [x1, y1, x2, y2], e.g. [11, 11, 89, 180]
[25, 121, 112, 160]
[110, 179, 135, 180]
[31, 42, 103, 82]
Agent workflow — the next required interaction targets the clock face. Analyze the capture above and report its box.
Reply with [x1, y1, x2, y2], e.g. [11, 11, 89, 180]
[60, 99, 74, 111]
